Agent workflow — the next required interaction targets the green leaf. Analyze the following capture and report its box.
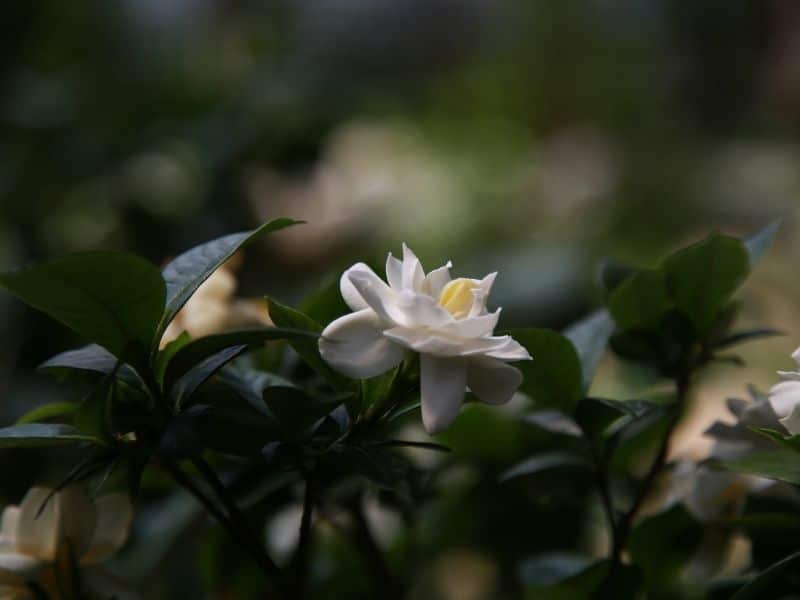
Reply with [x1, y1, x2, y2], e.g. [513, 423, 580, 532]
[266, 297, 350, 390]
[751, 428, 800, 453]
[663, 233, 750, 333]
[713, 328, 783, 350]
[300, 278, 350, 327]
[155, 332, 191, 384]
[158, 218, 303, 342]
[731, 550, 800, 599]
[519, 555, 640, 600]
[500, 451, 590, 482]
[522, 411, 583, 437]
[16, 402, 77, 425]
[39, 344, 141, 388]
[0, 424, 101, 448]
[720, 450, 800, 484]
[172, 345, 248, 408]
[162, 327, 317, 393]
[0, 253, 166, 366]
[629, 505, 703, 586]
[508, 328, 583, 413]
[609, 269, 672, 331]
[744, 220, 781, 266]
[597, 257, 637, 294]
[564, 310, 615, 392]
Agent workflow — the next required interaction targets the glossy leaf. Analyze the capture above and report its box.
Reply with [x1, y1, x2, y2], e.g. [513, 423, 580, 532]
[0, 424, 101, 448]
[720, 450, 800, 484]
[16, 402, 77, 425]
[609, 269, 671, 331]
[522, 410, 583, 437]
[158, 217, 303, 342]
[508, 328, 583, 412]
[564, 310, 615, 391]
[266, 297, 350, 390]
[0, 253, 166, 366]
[172, 345, 248, 408]
[731, 550, 800, 599]
[663, 233, 750, 332]
[500, 451, 590, 482]
[162, 327, 316, 392]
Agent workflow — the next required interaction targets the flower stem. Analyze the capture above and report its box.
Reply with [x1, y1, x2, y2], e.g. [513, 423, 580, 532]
[611, 371, 691, 564]
[190, 457, 286, 588]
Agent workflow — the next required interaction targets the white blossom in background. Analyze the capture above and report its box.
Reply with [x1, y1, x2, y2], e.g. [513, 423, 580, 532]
[319, 244, 531, 434]
[160, 260, 271, 348]
[768, 347, 800, 434]
[0, 487, 134, 598]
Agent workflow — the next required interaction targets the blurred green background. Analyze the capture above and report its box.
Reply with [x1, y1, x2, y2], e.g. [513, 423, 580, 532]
[2, 1, 800, 598]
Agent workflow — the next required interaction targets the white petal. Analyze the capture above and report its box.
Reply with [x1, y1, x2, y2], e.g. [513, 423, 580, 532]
[16, 487, 96, 562]
[319, 310, 404, 379]
[467, 358, 523, 405]
[793, 346, 800, 366]
[0, 509, 18, 549]
[420, 356, 467, 434]
[769, 381, 800, 420]
[781, 402, 800, 436]
[82, 494, 133, 565]
[468, 272, 497, 317]
[386, 253, 403, 290]
[401, 243, 426, 292]
[384, 327, 528, 360]
[424, 262, 452, 298]
[347, 270, 404, 324]
[339, 263, 375, 312]
[439, 310, 500, 339]
[0, 553, 41, 577]
[483, 336, 532, 361]
[777, 370, 800, 381]
[395, 291, 452, 328]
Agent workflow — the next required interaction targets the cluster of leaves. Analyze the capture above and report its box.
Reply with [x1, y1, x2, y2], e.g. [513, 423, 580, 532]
[2, 218, 800, 599]
[500, 223, 800, 599]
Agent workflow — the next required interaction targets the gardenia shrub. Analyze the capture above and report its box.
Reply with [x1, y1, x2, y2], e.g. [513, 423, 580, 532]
[1, 218, 799, 598]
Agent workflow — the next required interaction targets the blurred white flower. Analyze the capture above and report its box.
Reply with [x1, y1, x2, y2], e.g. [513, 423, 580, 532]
[160, 260, 271, 348]
[768, 346, 800, 435]
[319, 244, 531, 433]
[0, 487, 133, 595]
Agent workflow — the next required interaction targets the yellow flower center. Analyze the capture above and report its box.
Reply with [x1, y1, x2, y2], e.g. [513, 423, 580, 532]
[438, 278, 478, 319]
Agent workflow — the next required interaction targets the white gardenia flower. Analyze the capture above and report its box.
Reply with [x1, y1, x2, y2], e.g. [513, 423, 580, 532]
[768, 347, 800, 435]
[0, 487, 133, 589]
[319, 244, 531, 433]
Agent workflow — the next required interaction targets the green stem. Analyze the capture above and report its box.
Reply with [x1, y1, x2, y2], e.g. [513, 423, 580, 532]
[611, 371, 691, 563]
[190, 457, 286, 590]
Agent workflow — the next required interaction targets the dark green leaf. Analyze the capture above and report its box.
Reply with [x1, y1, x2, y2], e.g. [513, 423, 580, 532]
[609, 269, 672, 331]
[300, 278, 350, 327]
[744, 220, 781, 267]
[629, 505, 703, 586]
[713, 328, 783, 350]
[155, 332, 191, 384]
[163, 327, 316, 393]
[158, 218, 303, 341]
[0, 253, 166, 366]
[751, 428, 800, 453]
[663, 234, 750, 333]
[17, 402, 77, 425]
[39, 344, 141, 387]
[720, 450, 800, 484]
[0, 424, 101, 448]
[564, 310, 615, 392]
[519, 555, 639, 600]
[266, 297, 350, 390]
[522, 410, 583, 437]
[172, 345, 248, 408]
[508, 328, 583, 412]
[597, 257, 637, 294]
[500, 451, 590, 482]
